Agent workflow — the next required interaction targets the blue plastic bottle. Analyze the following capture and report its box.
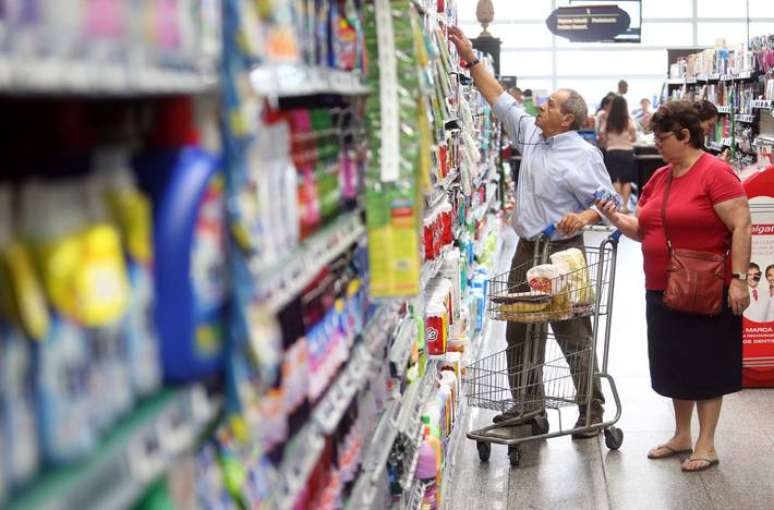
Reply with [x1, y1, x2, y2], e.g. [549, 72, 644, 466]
[134, 98, 228, 382]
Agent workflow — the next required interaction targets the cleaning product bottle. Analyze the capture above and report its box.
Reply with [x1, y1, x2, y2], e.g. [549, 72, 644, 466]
[21, 180, 95, 464]
[415, 426, 439, 510]
[0, 184, 41, 487]
[96, 147, 162, 397]
[80, 175, 133, 432]
[135, 97, 227, 382]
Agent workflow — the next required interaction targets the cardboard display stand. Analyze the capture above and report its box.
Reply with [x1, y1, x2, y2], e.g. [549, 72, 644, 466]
[742, 165, 774, 387]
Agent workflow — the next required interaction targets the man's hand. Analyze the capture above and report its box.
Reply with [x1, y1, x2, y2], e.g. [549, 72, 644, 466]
[729, 279, 750, 316]
[448, 26, 476, 63]
[557, 212, 589, 236]
[557, 209, 600, 236]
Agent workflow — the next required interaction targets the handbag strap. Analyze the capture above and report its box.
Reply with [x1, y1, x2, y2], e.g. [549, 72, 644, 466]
[660, 170, 674, 252]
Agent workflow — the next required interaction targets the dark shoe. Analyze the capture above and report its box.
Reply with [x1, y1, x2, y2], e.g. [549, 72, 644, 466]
[492, 407, 522, 424]
[571, 414, 602, 439]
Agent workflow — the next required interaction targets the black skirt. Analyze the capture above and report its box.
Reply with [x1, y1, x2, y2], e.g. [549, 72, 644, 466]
[646, 289, 742, 400]
[604, 149, 635, 184]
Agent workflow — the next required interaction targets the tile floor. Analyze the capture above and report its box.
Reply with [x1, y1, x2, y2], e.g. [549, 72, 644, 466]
[446, 227, 774, 510]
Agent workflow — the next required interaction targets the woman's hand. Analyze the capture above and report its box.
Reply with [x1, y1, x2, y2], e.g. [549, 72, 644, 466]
[593, 199, 619, 222]
[728, 279, 750, 316]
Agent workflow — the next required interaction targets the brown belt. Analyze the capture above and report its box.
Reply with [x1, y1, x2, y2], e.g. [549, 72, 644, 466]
[519, 235, 582, 248]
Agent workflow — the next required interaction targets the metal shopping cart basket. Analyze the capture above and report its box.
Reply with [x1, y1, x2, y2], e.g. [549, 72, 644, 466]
[464, 226, 623, 467]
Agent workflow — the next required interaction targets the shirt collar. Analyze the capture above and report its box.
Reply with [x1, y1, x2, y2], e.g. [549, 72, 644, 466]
[543, 130, 580, 147]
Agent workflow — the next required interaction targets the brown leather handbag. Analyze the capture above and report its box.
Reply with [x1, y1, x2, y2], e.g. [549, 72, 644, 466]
[660, 172, 726, 316]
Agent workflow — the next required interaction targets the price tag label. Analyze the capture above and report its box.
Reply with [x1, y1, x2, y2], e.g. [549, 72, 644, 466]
[375, 0, 400, 182]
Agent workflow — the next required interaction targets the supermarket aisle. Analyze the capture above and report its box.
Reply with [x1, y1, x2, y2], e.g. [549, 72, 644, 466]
[448, 227, 774, 510]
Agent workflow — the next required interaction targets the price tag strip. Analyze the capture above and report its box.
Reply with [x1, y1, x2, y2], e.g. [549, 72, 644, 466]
[375, 0, 400, 182]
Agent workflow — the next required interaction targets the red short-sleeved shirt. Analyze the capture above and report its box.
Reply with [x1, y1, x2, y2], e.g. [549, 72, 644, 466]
[638, 153, 745, 290]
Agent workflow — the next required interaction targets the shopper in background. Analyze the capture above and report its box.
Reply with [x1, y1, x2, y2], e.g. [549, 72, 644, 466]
[617, 79, 628, 96]
[521, 88, 540, 116]
[449, 26, 617, 438]
[599, 96, 637, 214]
[508, 86, 524, 105]
[595, 100, 751, 473]
[633, 98, 653, 133]
[594, 93, 615, 149]
[695, 99, 731, 161]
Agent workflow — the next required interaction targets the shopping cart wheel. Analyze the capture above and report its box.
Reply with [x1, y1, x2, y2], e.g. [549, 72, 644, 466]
[477, 441, 491, 462]
[508, 446, 521, 467]
[531, 414, 550, 435]
[604, 427, 624, 450]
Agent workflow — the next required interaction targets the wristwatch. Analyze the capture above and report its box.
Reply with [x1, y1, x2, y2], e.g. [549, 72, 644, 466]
[732, 272, 748, 281]
[467, 58, 481, 69]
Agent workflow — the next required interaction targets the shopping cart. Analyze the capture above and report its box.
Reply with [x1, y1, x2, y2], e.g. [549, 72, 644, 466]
[464, 225, 623, 467]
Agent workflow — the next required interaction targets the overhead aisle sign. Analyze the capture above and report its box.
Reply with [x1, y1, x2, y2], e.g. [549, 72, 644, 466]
[546, 1, 641, 43]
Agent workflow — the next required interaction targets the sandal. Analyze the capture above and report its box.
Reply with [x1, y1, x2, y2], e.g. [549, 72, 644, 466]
[681, 457, 719, 472]
[647, 444, 693, 459]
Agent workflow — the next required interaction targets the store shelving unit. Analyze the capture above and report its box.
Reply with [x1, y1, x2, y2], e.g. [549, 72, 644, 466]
[5, 386, 219, 510]
[0, 59, 217, 95]
[249, 65, 370, 97]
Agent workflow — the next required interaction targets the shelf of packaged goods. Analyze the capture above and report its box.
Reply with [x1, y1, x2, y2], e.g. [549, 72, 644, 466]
[274, 303, 400, 510]
[420, 246, 450, 290]
[736, 113, 756, 123]
[346, 360, 440, 510]
[6, 385, 220, 510]
[708, 141, 724, 152]
[717, 105, 733, 114]
[752, 99, 774, 110]
[754, 135, 774, 149]
[721, 70, 760, 82]
[426, 169, 459, 208]
[250, 210, 365, 313]
[665, 78, 685, 86]
[0, 58, 217, 95]
[249, 64, 369, 98]
[694, 74, 721, 83]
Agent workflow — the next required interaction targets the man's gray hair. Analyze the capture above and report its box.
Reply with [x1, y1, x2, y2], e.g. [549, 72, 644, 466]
[559, 89, 588, 131]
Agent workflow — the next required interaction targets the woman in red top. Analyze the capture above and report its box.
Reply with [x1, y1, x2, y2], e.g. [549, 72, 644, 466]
[596, 101, 751, 473]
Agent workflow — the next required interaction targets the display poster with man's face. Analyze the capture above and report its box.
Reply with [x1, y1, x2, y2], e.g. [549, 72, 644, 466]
[742, 187, 774, 387]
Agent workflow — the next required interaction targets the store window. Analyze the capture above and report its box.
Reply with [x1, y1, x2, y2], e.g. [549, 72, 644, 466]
[556, 49, 664, 76]
[458, 0, 553, 23]
[500, 50, 554, 77]
[641, 22, 694, 46]
[641, 0, 693, 19]
[697, 22, 750, 47]
[499, 23, 554, 49]
[749, 0, 774, 18]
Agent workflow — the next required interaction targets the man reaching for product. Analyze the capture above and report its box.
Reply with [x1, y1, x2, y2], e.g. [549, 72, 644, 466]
[449, 26, 617, 438]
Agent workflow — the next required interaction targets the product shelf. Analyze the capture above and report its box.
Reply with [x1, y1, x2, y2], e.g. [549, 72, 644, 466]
[0, 58, 217, 96]
[250, 210, 366, 313]
[751, 99, 774, 110]
[5, 385, 219, 510]
[420, 246, 450, 290]
[250, 64, 369, 98]
[346, 359, 440, 510]
[274, 303, 400, 510]
[736, 113, 756, 123]
[716, 105, 733, 114]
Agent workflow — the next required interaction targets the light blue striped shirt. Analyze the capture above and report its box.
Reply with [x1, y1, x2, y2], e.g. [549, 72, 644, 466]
[494, 92, 615, 241]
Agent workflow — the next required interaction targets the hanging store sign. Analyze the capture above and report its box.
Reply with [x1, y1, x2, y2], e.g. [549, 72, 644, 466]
[545, 5, 633, 43]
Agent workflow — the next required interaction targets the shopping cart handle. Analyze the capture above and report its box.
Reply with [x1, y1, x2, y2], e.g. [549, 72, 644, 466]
[542, 225, 556, 238]
[610, 229, 623, 242]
